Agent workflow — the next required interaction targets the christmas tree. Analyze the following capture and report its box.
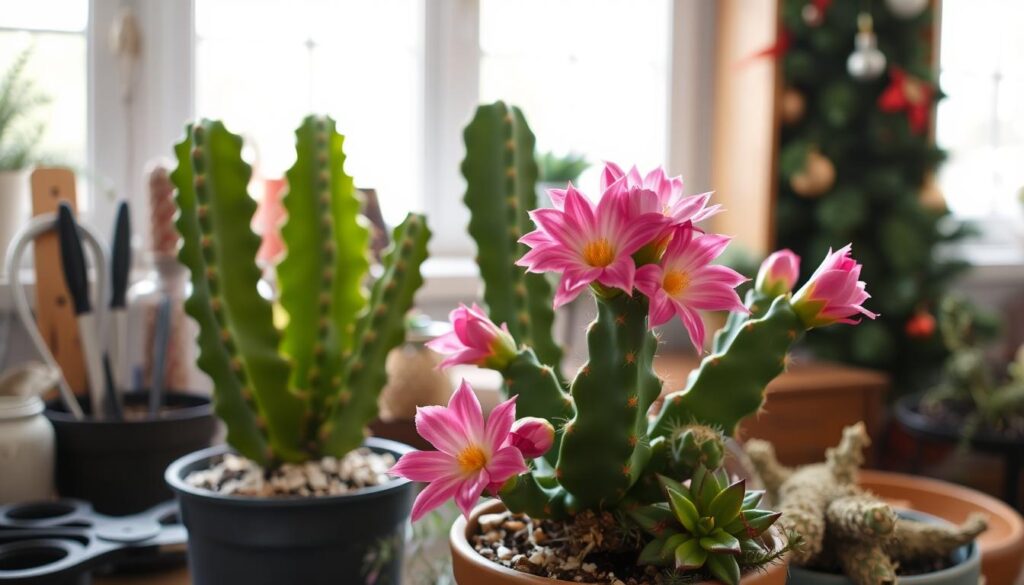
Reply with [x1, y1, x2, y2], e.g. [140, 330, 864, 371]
[774, 0, 969, 393]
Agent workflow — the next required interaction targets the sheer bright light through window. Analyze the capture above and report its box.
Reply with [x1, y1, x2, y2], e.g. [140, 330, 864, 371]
[936, 1, 1024, 220]
[479, 0, 671, 192]
[195, 0, 423, 225]
[0, 1, 88, 174]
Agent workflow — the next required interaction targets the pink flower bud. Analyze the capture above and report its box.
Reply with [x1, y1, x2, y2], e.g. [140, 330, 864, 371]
[793, 244, 877, 328]
[508, 417, 555, 459]
[425, 304, 518, 370]
[755, 249, 801, 296]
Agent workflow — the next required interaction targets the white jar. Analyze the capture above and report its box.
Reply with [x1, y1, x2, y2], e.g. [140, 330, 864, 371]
[0, 395, 55, 503]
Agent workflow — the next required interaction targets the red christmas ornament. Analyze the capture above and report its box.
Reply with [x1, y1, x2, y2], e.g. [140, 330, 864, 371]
[905, 311, 936, 339]
[878, 67, 935, 134]
[741, 27, 792, 67]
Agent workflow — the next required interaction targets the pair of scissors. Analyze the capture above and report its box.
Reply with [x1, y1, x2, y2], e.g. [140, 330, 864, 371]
[7, 203, 134, 421]
[0, 499, 186, 584]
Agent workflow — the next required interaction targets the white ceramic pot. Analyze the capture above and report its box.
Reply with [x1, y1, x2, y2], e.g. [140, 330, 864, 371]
[0, 169, 31, 273]
[0, 395, 55, 503]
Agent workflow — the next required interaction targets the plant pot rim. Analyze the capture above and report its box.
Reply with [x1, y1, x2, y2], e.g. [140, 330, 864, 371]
[895, 392, 1024, 449]
[789, 509, 981, 583]
[450, 499, 789, 585]
[46, 392, 212, 426]
[165, 437, 414, 508]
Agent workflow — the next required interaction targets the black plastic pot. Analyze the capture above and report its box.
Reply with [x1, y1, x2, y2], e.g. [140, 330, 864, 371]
[46, 392, 216, 516]
[166, 438, 415, 585]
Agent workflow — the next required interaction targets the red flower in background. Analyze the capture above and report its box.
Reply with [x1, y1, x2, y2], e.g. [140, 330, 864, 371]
[878, 67, 935, 134]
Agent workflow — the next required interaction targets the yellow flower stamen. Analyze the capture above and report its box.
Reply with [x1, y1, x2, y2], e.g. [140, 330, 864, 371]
[582, 239, 616, 267]
[662, 271, 690, 296]
[456, 444, 489, 474]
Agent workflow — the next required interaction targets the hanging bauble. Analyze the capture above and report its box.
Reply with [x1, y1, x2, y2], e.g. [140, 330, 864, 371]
[801, 0, 832, 26]
[905, 311, 936, 339]
[847, 13, 887, 81]
[790, 149, 836, 198]
[780, 86, 806, 125]
[885, 0, 928, 19]
[919, 173, 947, 212]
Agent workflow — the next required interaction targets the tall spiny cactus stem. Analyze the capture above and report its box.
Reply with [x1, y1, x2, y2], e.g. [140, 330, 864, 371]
[318, 214, 430, 456]
[711, 288, 771, 354]
[555, 292, 661, 511]
[500, 349, 573, 462]
[173, 120, 307, 465]
[462, 102, 562, 369]
[650, 295, 804, 439]
[278, 115, 369, 440]
[499, 472, 570, 520]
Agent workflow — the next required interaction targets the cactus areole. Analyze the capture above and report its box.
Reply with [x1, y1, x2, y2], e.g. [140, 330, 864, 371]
[393, 102, 877, 584]
[172, 116, 430, 468]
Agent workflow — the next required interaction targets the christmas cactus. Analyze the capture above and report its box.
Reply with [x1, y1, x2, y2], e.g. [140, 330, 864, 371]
[391, 103, 875, 583]
[172, 115, 430, 467]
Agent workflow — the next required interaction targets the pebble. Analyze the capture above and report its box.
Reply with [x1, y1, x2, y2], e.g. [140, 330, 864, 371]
[504, 520, 526, 532]
[496, 546, 513, 560]
[581, 562, 596, 574]
[479, 512, 509, 532]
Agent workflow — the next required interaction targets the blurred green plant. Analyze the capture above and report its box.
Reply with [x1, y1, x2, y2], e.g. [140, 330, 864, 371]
[0, 46, 49, 172]
[536, 150, 588, 184]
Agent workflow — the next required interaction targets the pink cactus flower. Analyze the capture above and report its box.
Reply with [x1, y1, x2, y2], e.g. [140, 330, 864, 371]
[635, 225, 748, 351]
[508, 417, 555, 459]
[756, 249, 801, 297]
[792, 244, 877, 328]
[390, 380, 528, 521]
[517, 184, 666, 307]
[426, 304, 517, 369]
[599, 162, 720, 226]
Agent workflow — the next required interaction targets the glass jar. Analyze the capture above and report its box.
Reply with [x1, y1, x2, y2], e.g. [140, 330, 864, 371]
[0, 395, 55, 503]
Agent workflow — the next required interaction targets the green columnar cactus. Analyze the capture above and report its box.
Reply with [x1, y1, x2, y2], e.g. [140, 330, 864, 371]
[173, 116, 430, 466]
[556, 293, 661, 511]
[462, 101, 562, 369]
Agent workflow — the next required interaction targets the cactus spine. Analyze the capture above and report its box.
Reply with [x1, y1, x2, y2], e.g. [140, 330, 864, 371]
[173, 116, 429, 466]
[462, 101, 562, 369]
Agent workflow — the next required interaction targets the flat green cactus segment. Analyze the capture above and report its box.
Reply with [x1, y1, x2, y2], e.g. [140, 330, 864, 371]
[499, 472, 569, 520]
[172, 128, 270, 465]
[555, 293, 662, 509]
[319, 213, 430, 456]
[711, 289, 771, 354]
[650, 295, 804, 439]
[501, 348, 573, 461]
[278, 115, 369, 408]
[461, 101, 562, 369]
[172, 120, 305, 463]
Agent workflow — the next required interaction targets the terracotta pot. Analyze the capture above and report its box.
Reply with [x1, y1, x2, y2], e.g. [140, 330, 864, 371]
[788, 509, 980, 585]
[859, 469, 1024, 585]
[450, 499, 790, 585]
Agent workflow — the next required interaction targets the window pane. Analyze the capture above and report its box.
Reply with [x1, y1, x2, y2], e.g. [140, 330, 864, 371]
[195, 0, 422, 225]
[0, 32, 87, 171]
[480, 0, 671, 191]
[937, 0, 1024, 220]
[0, 0, 88, 32]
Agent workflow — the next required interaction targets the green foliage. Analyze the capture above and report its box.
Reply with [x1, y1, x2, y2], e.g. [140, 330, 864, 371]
[0, 46, 49, 171]
[462, 102, 563, 369]
[775, 0, 964, 392]
[924, 296, 1024, 429]
[627, 467, 781, 585]
[536, 150, 589, 184]
[172, 116, 429, 466]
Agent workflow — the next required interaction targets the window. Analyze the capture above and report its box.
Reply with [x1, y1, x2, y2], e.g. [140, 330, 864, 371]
[936, 1, 1024, 222]
[195, 0, 423, 226]
[479, 0, 672, 189]
[0, 0, 88, 191]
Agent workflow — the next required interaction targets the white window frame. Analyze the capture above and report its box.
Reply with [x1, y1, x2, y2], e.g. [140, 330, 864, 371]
[86, 0, 713, 268]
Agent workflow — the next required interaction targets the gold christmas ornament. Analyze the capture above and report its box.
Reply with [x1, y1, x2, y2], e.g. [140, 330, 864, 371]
[781, 86, 807, 125]
[790, 149, 836, 198]
[919, 173, 947, 212]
